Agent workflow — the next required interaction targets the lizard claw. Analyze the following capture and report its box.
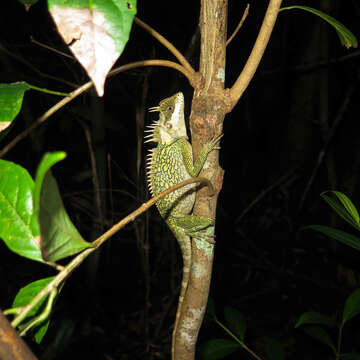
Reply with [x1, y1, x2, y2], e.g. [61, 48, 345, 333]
[207, 133, 223, 152]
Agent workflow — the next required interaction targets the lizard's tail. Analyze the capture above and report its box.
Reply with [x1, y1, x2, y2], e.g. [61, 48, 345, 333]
[172, 233, 192, 360]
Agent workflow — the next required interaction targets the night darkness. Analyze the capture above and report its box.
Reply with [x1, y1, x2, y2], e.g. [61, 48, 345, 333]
[1, 1, 360, 359]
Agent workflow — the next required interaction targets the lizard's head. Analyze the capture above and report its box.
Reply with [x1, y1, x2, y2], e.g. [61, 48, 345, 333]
[145, 92, 187, 145]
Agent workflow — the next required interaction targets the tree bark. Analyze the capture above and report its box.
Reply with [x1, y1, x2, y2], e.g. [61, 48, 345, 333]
[0, 310, 37, 360]
[172, 1, 228, 359]
[172, 1, 283, 359]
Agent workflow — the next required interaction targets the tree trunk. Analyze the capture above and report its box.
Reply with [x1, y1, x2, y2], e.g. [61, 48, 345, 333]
[172, 0, 228, 359]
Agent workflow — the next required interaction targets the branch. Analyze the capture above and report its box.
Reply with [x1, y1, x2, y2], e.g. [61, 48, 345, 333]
[0, 310, 37, 360]
[298, 83, 356, 212]
[228, 0, 283, 110]
[134, 17, 195, 74]
[234, 168, 298, 224]
[173, 0, 228, 358]
[226, 4, 250, 46]
[10, 177, 212, 329]
[109, 60, 194, 83]
[0, 60, 194, 158]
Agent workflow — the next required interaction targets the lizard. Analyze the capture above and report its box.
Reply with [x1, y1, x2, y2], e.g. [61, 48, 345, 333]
[145, 92, 222, 358]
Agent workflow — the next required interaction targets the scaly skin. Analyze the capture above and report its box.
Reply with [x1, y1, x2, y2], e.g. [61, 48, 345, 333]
[145, 92, 222, 359]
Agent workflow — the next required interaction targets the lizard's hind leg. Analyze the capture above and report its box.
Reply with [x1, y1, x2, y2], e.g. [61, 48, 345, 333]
[174, 215, 215, 243]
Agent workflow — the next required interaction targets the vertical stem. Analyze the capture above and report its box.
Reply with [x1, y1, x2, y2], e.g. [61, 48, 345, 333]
[173, 1, 228, 359]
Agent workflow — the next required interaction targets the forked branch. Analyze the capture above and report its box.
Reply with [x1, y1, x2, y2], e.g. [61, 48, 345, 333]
[134, 17, 195, 74]
[228, 0, 283, 110]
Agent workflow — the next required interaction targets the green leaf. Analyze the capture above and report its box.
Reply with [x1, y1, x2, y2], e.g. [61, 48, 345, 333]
[302, 326, 336, 353]
[0, 159, 43, 261]
[34, 153, 92, 261]
[12, 277, 55, 343]
[0, 82, 30, 133]
[199, 339, 241, 360]
[263, 337, 286, 360]
[13, 277, 55, 315]
[33, 152, 67, 214]
[303, 225, 360, 251]
[343, 288, 360, 325]
[321, 194, 360, 230]
[224, 307, 246, 341]
[280, 6, 358, 49]
[295, 311, 333, 328]
[340, 353, 360, 360]
[330, 191, 360, 225]
[34, 321, 50, 343]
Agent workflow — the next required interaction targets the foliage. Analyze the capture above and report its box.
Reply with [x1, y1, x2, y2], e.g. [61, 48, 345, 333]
[296, 288, 360, 358]
[280, 6, 358, 49]
[304, 191, 360, 252]
[0, 0, 137, 345]
[0, 0, 359, 359]
[200, 299, 285, 360]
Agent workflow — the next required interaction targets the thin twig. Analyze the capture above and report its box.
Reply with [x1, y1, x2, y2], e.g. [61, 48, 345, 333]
[229, 0, 283, 110]
[30, 37, 74, 60]
[0, 81, 92, 158]
[134, 17, 195, 74]
[79, 119, 104, 226]
[11, 177, 212, 329]
[226, 4, 250, 46]
[0, 42, 78, 88]
[298, 83, 356, 212]
[263, 49, 360, 76]
[108, 60, 194, 83]
[234, 169, 297, 224]
[0, 59, 193, 158]
[216, 318, 264, 360]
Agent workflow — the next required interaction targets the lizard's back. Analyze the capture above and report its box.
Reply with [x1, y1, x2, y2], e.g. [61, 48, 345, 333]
[147, 138, 196, 220]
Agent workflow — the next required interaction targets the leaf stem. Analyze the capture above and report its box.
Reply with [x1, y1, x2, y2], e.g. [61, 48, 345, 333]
[27, 84, 70, 97]
[215, 318, 264, 360]
[336, 323, 343, 360]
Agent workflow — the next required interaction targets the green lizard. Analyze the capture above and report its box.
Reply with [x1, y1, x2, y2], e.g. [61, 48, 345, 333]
[145, 92, 222, 358]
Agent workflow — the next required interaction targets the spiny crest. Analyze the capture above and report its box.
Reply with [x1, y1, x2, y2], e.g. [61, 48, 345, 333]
[145, 148, 156, 196]
[145, 92, 186, 196]
[144, 104, 162, 144]
[144, 119, 160, 144]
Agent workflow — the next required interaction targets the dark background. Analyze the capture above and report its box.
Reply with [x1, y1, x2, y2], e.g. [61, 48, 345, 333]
[1, 0, 360, 359]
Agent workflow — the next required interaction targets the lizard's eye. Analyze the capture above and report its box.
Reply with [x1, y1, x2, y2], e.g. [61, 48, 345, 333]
[166, 123, 172, 129]
[166, 105, 173, 112]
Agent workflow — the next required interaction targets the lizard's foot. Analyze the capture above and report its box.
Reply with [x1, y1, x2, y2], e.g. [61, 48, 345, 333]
[190, 229, 216, 244]
[201, 133, 224, 155]
[207, 133, 224, 151]
[173, 215, 215, 244]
